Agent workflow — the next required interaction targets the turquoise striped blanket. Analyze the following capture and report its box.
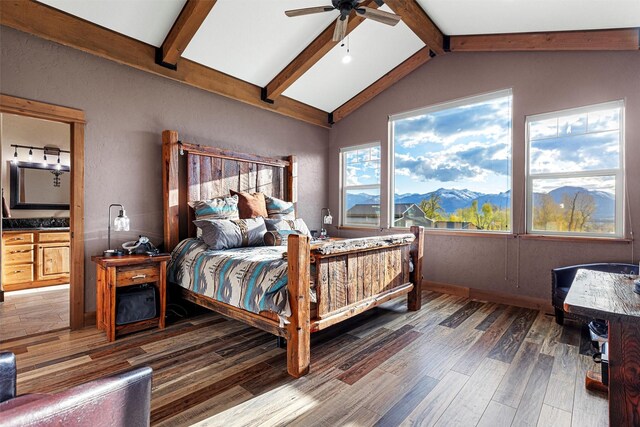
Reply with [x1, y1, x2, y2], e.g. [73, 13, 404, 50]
[168, 238, 291, 317]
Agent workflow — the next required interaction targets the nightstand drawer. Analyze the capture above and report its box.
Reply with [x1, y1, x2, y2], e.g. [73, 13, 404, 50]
[116, 264, 160, 286]
[2, 244, 35, 264]
[2, 264, 34, 284]
[3, 233, 34, 245]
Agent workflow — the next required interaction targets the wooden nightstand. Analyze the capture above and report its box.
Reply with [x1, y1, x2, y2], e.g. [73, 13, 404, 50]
[91, 254, 171, 341]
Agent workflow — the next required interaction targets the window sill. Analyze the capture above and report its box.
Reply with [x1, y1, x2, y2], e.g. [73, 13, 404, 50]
[389, 227, 513, 239]
[518, 234, 632, 244]
[336, 225, 382, 231]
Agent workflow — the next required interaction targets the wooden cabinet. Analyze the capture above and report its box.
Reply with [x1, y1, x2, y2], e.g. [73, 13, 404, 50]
[38, 243, 71, 280]
[91, 254, 171, 341]
[1, 230, 70, 291]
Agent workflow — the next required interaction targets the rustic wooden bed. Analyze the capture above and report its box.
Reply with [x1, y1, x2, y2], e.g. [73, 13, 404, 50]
[162, 130, 424, 377]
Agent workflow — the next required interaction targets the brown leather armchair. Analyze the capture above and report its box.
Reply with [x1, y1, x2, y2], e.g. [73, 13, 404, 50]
[0, 351, 152, 427]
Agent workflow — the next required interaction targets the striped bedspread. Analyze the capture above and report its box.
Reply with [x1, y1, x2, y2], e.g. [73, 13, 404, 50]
[168, 238, 291, 317]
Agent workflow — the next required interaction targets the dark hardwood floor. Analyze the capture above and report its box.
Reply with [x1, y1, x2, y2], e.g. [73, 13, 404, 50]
[0, 291, 607, 426]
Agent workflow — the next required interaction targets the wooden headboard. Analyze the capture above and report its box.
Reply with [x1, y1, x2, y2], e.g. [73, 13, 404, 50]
[162, 130, 297, 252]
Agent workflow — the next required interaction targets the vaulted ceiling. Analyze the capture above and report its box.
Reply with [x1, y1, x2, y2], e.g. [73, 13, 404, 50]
[2, 0, 639, 128]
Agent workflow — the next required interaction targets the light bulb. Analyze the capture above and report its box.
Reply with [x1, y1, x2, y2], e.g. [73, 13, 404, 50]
[342, 54, 352, 64]
[12, 147, 18, 164]
[56, 155, 61, 170]
[28, 148, 33, 161]
[42, 153, 48, 165]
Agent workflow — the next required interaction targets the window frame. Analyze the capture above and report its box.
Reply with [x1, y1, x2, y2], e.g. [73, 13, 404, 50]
[388, 88, 514, 232]
[525, 100, 625, 238]
[339, 142, 382, 228]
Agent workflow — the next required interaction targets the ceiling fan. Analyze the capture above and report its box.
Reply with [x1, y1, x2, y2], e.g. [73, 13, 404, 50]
[285, 0, 401, 42]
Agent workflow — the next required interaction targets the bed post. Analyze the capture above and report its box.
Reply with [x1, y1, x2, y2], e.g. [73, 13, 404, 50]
[408, 226, 424, 311]
[285, 155, 297, 213]
[286, 233, 310, 377]
[162, 130, 180, 253]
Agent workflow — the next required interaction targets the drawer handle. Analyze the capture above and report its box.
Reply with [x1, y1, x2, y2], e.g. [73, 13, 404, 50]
[10, 237, 25, 241]
[131, 274, 147, 280]
[13, 270, 25, 274]
[9, 250, 31, 254]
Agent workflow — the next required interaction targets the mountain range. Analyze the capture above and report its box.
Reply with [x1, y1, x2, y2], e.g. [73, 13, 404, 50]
[346, 186, 614, 220]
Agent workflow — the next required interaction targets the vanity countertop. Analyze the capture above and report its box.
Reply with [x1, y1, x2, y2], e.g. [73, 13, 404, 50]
[3, 227, 70, 232]
[2, 217, 70, 230]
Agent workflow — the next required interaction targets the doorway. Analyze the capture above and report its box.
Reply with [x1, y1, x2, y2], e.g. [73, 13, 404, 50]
[0, 94, 85, 340]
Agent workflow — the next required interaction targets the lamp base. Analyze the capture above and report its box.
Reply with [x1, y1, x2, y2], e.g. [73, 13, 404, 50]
[103, 249, 126, 257]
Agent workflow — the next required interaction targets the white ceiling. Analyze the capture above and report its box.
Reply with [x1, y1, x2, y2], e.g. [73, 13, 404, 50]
[34, 0, 640, 115]
[182, 0, 339, 87]
[37, 0, 186, 47]
[283, 5, 425, 112]
[418, 0, 640, 35]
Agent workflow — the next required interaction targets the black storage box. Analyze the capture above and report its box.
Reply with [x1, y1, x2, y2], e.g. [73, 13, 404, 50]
[116, 285, 157, 325]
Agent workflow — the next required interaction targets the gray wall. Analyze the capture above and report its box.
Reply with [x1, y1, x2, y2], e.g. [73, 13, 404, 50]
[329, 51, 640, 301]
[0, 27, 329, 311]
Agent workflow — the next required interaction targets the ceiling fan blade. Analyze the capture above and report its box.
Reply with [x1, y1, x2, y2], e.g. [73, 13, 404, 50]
[357, 6, 401, 26]
[285, 6, 335, 17]
[332, 15, 349, 42]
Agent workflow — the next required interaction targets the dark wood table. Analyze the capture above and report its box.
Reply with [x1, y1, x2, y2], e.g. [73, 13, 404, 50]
[564, 269, 640, 426]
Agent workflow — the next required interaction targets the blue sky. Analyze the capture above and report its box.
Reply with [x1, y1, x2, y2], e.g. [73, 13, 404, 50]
[393, 93, 512, 195]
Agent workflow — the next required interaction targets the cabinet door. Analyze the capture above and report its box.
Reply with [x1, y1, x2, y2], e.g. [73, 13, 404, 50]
[38, 244, 70, 280]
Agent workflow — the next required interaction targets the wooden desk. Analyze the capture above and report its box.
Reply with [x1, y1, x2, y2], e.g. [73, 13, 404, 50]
[564, 269, 640, 426]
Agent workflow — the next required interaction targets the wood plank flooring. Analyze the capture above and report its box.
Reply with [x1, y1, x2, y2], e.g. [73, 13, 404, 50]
[0, 291, 608, 426]
[0, 285, 69, 340]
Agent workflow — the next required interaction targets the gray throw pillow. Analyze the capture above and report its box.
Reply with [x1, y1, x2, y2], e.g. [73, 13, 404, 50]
[264, 218, 311, 237]
[194, 217, 267, 250]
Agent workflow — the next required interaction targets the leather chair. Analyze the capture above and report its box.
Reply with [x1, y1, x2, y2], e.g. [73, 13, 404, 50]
[0, 351, 152, 427]
[552, 263, 638, 325]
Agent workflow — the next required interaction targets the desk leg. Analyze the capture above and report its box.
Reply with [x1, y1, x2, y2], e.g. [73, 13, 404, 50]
[608, 320, 640, 426]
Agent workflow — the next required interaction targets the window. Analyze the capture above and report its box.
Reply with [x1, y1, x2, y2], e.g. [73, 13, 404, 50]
[526, 100, 624, 237]
[390, 89, 513, 231]
[340, 143, 381, 227]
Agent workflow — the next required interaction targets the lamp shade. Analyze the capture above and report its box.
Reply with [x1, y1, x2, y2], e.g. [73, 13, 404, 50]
[113, 210, 130, 231]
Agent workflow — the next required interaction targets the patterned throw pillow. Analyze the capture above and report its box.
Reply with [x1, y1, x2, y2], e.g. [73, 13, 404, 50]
[230, 190, 268, 219]
[188, 195, 239, 220]
[264, 218, 311, 237]
[263, 230, 303, 246]
[193, 217, 267, 250]
[265, 195, 295, 220]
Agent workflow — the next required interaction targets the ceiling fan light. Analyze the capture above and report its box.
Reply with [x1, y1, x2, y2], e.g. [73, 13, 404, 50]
[342, 54, 352, 64]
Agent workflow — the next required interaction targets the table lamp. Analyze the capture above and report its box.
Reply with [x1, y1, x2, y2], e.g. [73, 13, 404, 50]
[319, 208, 333, 240]
[104, 203, 130, 256]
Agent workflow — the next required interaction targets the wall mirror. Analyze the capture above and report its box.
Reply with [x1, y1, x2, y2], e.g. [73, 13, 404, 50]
[9, 161, 71, 209]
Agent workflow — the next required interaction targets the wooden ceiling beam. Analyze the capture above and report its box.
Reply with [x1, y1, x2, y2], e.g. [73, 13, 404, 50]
[450, 28, 640, 52]
[331, 46, 432, 123]
[264, 1, 378, 101]
[1, 0, 329, 128]
[157, 0, 217, 68]
[384, 0, 445, 55]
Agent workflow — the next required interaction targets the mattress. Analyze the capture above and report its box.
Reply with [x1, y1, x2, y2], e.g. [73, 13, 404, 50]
[168, 238, 315, 318]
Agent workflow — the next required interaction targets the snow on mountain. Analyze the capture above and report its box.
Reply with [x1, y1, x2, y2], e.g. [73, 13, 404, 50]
[346, 186, 613, 219]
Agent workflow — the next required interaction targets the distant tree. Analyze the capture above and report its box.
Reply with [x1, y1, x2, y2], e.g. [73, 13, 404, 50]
[534, 194, 562, 230]
[420, 194, 445, 221]
[563, 191, 596, 231]
[450, 200, 500, 230]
